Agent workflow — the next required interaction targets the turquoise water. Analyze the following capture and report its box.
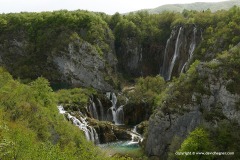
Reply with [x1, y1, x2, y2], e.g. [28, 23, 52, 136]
[98, 141, 141, 155]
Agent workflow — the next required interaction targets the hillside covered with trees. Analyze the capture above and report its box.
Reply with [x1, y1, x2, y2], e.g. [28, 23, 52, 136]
[0, 4, 240, 160]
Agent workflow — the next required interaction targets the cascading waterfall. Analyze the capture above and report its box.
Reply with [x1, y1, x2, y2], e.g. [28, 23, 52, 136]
[58, 105, 99, 144]
[189, 27, 197, 59]
[97, 98, 104, 121]
[167, 27, 183, 81]
[106, 92, 125, 125]
[127, 125, 143, 145]
[160, 30, 176, 79]
[88, 96, 99, 119]
[116, 105, 124, 125]
[181, 27, 197, 73]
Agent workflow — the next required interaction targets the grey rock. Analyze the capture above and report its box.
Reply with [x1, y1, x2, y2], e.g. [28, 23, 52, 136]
[54, 39, 113, 91]
[146, 109, 202, 158]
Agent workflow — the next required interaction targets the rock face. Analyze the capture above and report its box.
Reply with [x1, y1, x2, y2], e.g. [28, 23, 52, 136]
[124, 102, 152, 125]
[146, 109, 202, 158]
[145, 61, 240, 159]
[0, 22, 202, 91]
[116, 38, 143, 76]
[0, 30, 117, 91]
[89, 120, 131, 143]
[196, 62, 240, 124]
[160, 25, 202, 80]
[53, 38, 114, 91]
[116, 25, 202, 80]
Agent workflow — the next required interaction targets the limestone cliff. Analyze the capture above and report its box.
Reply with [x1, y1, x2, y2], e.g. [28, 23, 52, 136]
[145, 48, 240, 158]
[0, 28, 117, 91]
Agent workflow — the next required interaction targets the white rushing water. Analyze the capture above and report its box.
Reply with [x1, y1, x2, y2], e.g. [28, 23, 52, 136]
[58, 105, 99, 144]
[189, 27, 197, 59]
[181, 27, 197, 73]
[106, 92, 125, 125]
[161, 29, 176, 79]
[127, 125, 143, 145]
[167, 27, 183, 81]
[97, 98, 105, 121]
[88, 96, 99, 120]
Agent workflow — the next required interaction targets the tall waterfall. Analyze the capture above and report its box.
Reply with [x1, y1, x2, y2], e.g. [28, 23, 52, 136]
[97, 98, 105, 121]
[189, 27, 197, 59]
[167, 27, 183, 81]
[58, 105, 99, 144]
[106, 92, 125, 125]
[181, 27, 197, 73]
[88, 96, 99, 119]
[160, 30, 176, 80]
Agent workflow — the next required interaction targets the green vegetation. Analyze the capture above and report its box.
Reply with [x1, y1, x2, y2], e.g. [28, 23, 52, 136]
[0, 68, 132, 160]
[175, 121, 240, 160]
[0, 10, 114, 81]
[0, 5, 240, 160]
[127, 76, 165, 105]
[56, 87, 96, 111]
[177, 128, 215, 160]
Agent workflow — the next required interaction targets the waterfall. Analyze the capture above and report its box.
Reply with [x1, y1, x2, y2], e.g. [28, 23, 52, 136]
[116, 105, 124, 125]
[167, 27, 183, 81]
[97, 98, 104, 121]
[106, 92, 124, 125]
[127, 125, 143, 145]
[189, 27, 197, 59]
[181, 62, 187, 73]
[111, 93, 117, 108]
[160, 30, 175, 79]
[88, 96, 99, 120]
[181, 27, 197, 73]
[58, 105, 99, 144]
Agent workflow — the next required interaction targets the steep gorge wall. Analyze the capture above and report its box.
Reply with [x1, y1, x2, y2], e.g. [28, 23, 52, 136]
[0, 13, 117, 91]
[145, 58, 240, 158]
[0, 11, 204, 93]
[116, 25, 202, 80]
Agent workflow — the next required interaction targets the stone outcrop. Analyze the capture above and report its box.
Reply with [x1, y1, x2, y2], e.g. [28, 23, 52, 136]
[160, 25, 202, 80]
[145, 60, 240, 159]
[146, 109, 202, 158]
[53, 38, 114, 91]
[124, 102, 152, 125]
[116, 38, 143, 76]
[0, 30, 117, 91]
[89, 119, 131, 143]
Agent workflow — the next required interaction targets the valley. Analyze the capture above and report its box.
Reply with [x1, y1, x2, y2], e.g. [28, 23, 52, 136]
[0, 3, 240, 160]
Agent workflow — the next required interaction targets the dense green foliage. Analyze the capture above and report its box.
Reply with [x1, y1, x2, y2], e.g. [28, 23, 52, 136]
[177, 128, 215, 160]
[0, 10, 114, 81]
[1, 6, 240, 82]
[0, 5, 240, 159]
[175, 121, 240, 160]
[56, 87, 96, 111]
[0, 68, 132, 160]
[127, 76, 165, 105]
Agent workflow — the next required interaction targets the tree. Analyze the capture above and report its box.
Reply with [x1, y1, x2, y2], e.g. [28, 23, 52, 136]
[177, 128, 215, 160]
[30, 77, 55, 107]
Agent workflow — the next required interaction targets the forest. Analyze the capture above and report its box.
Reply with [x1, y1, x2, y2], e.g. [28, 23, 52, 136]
[0, 5, 240, 160]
